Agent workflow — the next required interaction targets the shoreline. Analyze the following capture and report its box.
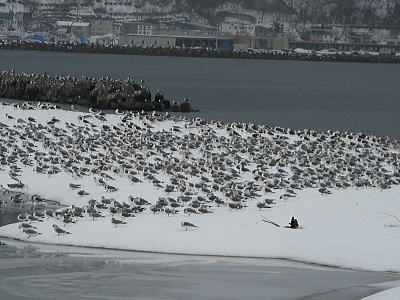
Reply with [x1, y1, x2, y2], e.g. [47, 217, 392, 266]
[1, 41, 400, 64]
[1, 235, 398, 275]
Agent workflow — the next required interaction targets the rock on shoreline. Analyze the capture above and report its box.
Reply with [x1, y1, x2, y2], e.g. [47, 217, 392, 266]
[0, 70, 194, 112]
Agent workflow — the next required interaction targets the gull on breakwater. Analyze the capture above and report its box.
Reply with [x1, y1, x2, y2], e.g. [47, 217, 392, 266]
[0, 70, 194, 112]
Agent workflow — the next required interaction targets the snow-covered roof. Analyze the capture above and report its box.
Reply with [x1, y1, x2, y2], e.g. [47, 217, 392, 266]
[56, 21, 89, 27]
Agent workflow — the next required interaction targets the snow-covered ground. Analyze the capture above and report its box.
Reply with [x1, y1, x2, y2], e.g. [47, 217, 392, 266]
[364, 286, 400, 299]
[0, 101, 400, 275]
[363, 281, 400, 299]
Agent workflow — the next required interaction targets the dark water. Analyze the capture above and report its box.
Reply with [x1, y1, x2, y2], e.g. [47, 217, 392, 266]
[0, 193, 60, 227]
[1, 49, 400, 139]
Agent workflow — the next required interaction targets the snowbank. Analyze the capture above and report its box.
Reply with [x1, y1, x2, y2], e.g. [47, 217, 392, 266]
[2, 187, 400, 272]
[364, 286, 400, 299]
[1, 102, 400, 273]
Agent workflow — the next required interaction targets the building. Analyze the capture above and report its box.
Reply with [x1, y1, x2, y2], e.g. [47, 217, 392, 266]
[89, 34, 115, 45]
[298, 28, 339, 43]
[56, 21, 89, 37]
[0, 13, 13, 32]
[220, 21, 255, 36]
[348, 26, 391, 44]
[228, 24, 289, 50]
[346, 32, 373, 44]
[0, 12, 24, 32]
[175, 35, 233, 50]
[119, 34, 175, 47]
[384, 30, 400, 45]
[119, 33, 234, 50]
[82, 16, 115, 37]
[121, 22, 160, 35]
[234, 35, 288, 50]
[23, 13, 41, 32]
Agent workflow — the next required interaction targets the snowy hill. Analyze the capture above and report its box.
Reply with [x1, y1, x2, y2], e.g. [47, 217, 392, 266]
[0, 0, 289, 26]
[282, 0, 400, 25]
[1, 0, 398, 25]
[0, 0, 293, 25]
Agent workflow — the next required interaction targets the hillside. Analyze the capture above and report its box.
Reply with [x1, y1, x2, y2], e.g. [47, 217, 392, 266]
[0, 0, 399, 26]
[282, 0, 400, 26]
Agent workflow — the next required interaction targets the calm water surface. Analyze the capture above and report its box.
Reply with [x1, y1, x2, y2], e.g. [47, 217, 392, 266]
[1, 49, 399, 139]
[0, 238, 399, 300]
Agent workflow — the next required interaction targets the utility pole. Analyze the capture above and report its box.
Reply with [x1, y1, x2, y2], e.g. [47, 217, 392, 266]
[76, 0, 79, 21]
[261, 0, 265, 23]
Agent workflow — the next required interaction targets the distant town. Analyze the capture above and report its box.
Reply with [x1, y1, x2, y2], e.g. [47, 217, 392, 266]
[1, 2, 400, 55]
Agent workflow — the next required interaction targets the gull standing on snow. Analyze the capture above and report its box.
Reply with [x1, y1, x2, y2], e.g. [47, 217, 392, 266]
[111, 218, 127, 227]
[22, 228, 42, 238]
[53, 224, 71, 235]
[181, 221, 198, 231]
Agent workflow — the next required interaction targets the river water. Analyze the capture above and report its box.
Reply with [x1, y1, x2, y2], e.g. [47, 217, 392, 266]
[1, 49, 400, 139]
[0, 239, 399, 300]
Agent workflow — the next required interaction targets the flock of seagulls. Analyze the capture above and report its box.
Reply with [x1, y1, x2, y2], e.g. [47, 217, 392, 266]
[0, 70, 151, 108]
[0, 101, 400, 239]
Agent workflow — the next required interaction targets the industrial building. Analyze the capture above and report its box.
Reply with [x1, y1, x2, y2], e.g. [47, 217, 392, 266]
[119, 33, 234, 51]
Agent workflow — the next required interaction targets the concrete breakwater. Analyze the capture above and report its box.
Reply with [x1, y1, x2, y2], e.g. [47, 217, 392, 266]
[1, 40, 400, 64]
[0, 71, 193, 112]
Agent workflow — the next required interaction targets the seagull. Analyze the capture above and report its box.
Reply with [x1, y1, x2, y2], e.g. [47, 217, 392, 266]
[90, 212, 103, 220]
[89, 108, 99, 114]
[69, 183, 81, 189]
[111, 218, 126, 227]
[181, 221, 198, 231]
[22, 228, 42, 238]
[319, 187, 332, 195]
[45, 210, 55, 218]
[18, 223, 37, 229]
[77, 190, 89, 196]
[17, 213, 28, 222]
[71, 105, 79, 111]
[53, 224, 71, 235]
[27, 214, 43, 222]
[183, 208, 199, 215]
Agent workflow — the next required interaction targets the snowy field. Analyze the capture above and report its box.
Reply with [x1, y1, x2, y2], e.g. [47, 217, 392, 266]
[0, 101, 400, 275]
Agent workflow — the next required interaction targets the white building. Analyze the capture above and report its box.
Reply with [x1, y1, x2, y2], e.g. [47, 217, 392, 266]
[82, 17, 115, 37]
[119, 34, 175, 47]
[220, 22, 255, 36]
[56, 21, 90, 36]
